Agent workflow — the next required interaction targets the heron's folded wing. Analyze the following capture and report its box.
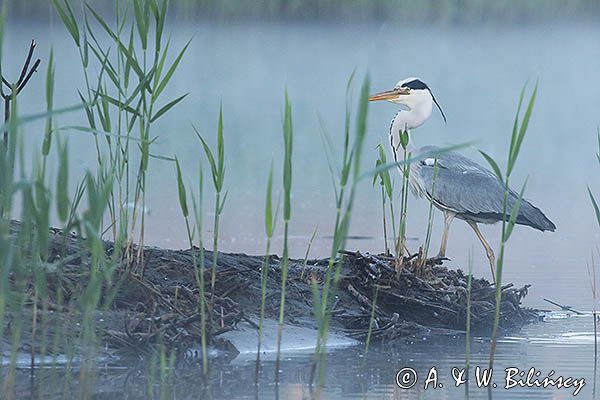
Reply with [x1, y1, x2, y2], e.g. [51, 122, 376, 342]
[417, 148, 556, 231]
[419, 156, 507, 216]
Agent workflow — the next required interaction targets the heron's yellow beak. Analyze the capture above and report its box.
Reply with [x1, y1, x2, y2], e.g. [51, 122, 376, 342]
[368, 87, 410, 102]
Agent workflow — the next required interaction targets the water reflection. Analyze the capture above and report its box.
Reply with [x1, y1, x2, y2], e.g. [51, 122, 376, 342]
[2, 313, 596, 399]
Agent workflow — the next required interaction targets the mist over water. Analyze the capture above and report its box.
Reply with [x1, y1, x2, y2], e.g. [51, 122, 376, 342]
[4, 17, 600, 398]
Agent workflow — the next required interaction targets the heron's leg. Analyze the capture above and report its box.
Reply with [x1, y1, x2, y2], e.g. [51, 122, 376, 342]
[467, 221, 496, 282]
[436, 211, 456, 258]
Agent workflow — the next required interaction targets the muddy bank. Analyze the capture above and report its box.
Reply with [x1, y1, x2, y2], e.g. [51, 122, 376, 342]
[5, 220, 539, 358]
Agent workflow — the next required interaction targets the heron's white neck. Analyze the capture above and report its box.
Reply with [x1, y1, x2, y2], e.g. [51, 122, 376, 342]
[392, 99, 432, 130]
[388, 91, 433, 159]
[389, 110, 427, 158]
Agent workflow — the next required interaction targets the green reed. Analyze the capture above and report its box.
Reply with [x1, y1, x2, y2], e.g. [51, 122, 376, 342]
[258, 163, 276, 351]
[587, 130, 600, 387]
[480, 82, 537, 369]
[255, 162, 278, 381]
[373, 144, 395, 254]
[394, 130, 411, 274]
[191, 166, 208, 376]
[275, 91, 294, 377]
[53, 0, 189, 259]
[195, 108, 227, 324]
[310, 75, 369, 391]
[0, 1, 190, 396]
[174, 156, 209, 375]
[421, 158, 439, 264]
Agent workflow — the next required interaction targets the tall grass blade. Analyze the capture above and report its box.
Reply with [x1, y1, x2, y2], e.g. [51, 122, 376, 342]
[276, 90, 293, 379]
[56, 140, 70, 222]
[589, 187, 600, 227]
[42, 49, 55, 156]
[51, 0, 80, 46]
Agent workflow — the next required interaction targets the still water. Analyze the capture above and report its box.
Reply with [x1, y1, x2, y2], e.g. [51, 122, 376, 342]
[3, 18, 600, 398]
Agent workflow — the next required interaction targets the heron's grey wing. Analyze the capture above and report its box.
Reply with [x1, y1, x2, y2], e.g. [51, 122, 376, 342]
[418, 149, 505, 215]
[416, 146, 556, 232]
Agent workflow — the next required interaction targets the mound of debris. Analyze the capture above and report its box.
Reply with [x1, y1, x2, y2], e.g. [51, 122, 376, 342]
[7, 220, 538, 358]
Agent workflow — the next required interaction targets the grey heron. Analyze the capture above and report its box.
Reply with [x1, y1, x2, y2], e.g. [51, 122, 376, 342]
[369, 77, 556, 281]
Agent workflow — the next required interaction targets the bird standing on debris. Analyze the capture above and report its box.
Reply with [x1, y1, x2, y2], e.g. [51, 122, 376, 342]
[368, 77, 555, 281]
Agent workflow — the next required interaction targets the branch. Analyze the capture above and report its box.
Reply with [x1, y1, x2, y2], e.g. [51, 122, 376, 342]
[17, 40, 36, 86]
[17, 59, 41, 95]
[0, 75, 8, 98]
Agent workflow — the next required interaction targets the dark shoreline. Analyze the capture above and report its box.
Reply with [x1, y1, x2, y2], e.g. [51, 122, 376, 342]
[6, 1, 600, 26]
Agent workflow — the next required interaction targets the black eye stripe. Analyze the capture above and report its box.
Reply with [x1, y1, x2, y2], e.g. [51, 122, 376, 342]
[401, 79, 429, 90]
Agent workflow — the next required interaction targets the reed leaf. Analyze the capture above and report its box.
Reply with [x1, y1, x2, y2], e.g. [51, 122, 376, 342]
[376, 144, 393, 198]
[194, 127, 219, 190]
[51, 0, 80, 47]
[265, 162, 274, 237]
[508, 81, 537, 176]
[150, 93, 189, 122]
[589, 187, 600, 227]
[56, 140, 70, 222]
[282, 91, 293, 221]
[479, 149, 503, 182]
[0, 104, 86, 134]
[42, 49, 55, 156]
[361, 142, 475, 181]
[175, 158, 188, 218]
[133, 0, 149, 50]
[154, 39, 191, 100]
[508, 85, 526, 162]
[352, 77, 369, 179]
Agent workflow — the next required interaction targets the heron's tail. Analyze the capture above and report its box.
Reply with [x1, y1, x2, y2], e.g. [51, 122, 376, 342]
[516, 199, 556, 232]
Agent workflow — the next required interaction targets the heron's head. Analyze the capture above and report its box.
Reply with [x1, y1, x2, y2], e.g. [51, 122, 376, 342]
[369, 77, 447, 124]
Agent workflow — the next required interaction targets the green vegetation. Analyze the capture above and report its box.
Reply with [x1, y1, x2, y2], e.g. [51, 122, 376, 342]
[175, 156, 209, 375]
[587, 131, 600, 381]
[421, 158, 439, 264]
[255, 161, 277, 378]
[479, 82, 537, 368]
[1, 0, 193, 396]
[275, 91, 293, 379]
[194, 110, 227, 328]
[395, 129, 411, 274]
[372, 144, 395, 254]
[0, 0, 377, 395]
[310, 74, 370, 392]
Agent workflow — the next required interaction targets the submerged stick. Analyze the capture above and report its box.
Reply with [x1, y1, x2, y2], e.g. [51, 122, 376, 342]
[542, 298, 584, 315]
